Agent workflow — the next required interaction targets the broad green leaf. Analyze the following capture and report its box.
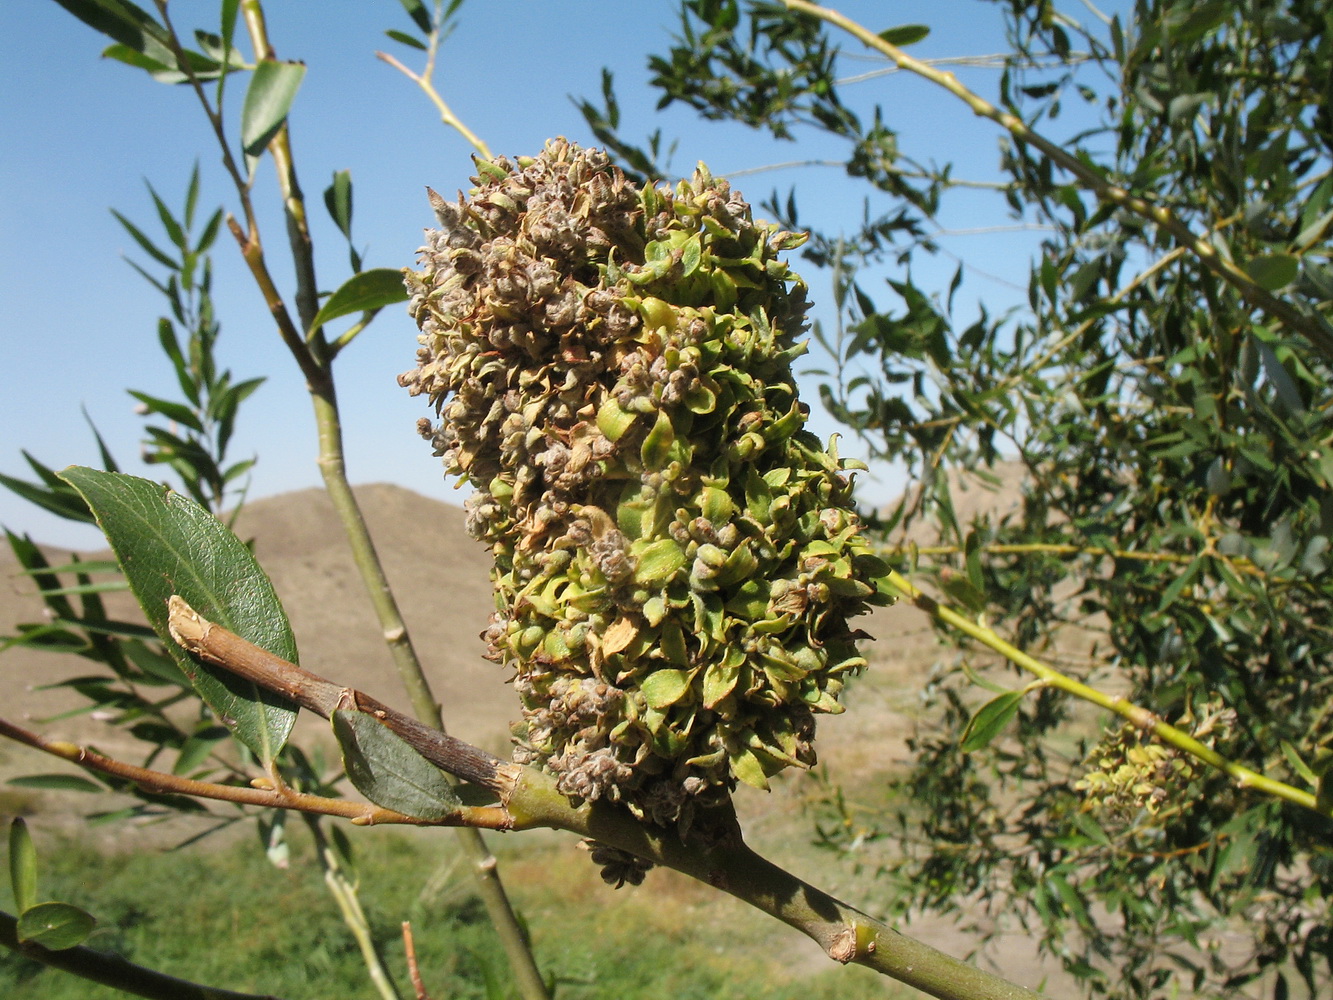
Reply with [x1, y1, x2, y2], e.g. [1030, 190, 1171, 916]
[597, 396, 637, 442]
[1244, 253, 1298, 291]
[17, 902, 97, 951]
[9, 818, 37, 913]
[331, 710, 461, 820]
[641, 668, 691, 709]
[960, 690, 1025, 752]
[640, 408, 676, 469]
[58, 468, 297, 764]
[240, 59, 307, 156]
[878, 24, 930, 46]
[308, 268, 408, 332]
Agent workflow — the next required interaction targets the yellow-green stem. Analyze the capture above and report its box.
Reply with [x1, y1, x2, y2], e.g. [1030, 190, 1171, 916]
[305, 816, 404, 1000]
[883, 569, 1320, 814]
[374, 51, 492, 158]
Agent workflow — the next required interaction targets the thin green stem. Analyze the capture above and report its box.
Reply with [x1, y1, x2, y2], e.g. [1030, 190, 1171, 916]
[376, 49, 493, 158]
[304, 816, 404, 1000]
[888, 540, 1266, 578]
[882, 569, 1321, 814]
[783, 0, 1333, 361]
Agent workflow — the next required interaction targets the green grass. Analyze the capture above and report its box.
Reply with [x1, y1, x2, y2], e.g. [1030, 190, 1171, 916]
[1, 820, 913, 1000]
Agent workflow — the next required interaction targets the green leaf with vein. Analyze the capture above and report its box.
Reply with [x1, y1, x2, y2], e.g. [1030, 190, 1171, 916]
[241, 59, 307, 156]
[960, 690, 1026, 752]
[17, 902, 97, 950]
[309, 268, 410, 332]
[332, 709, 461, 820]
[57, 467, 297, 764]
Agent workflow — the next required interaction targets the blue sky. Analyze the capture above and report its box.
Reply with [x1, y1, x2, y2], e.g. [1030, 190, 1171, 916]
[1, 2, 1094, 547]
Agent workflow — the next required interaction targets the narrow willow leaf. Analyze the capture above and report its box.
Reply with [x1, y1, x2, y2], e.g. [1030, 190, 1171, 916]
[308, 268, 408, 331]
[240, 59, 307, 156]
[126, 391, 205, 433]
[323, 169, 354, 240]
[58, 468, 297, 765]
[960, 690, 1025, 752]
[331, 710, 461, 820]
[0, 472, 95, 524]
[16, 902, 97, 951]
[878, 24, 930, 46]
[9, 774, 105, 794]
[1279, 740, 1318, 787]
[1256, 341, 1306, 415]
[397, 0, 433, 34]
[1318, 772, 1333, 815]
[110, 209, 178, 270]
[385, 28, 428, 51]
[9, 818, 37, 913]
[51, 0, 177, 68]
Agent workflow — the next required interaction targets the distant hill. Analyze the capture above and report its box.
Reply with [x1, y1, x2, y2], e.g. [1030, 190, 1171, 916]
[0, 469, 1029, 759]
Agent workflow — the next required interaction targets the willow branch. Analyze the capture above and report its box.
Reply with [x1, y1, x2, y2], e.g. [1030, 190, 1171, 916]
[376, 50, 492, 158]
[0, 909, 280, 1000]
[166, 596, 512, 792]
[784, 0, 1333, 361]
[151, 3, 324, 390]
[0, 716, 509, 831]
[240, 0, 321, 338]
[162, 597, 1043, 1000]
[882, 569, 1322, 815]
[886, 540, 1267, 579]
[152, 2, 256, 241]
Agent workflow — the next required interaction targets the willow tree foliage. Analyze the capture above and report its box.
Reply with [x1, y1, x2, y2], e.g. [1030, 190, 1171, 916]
[579, 1, 1333, 996]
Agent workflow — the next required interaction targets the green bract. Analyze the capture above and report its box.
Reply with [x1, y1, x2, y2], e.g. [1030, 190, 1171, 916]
[401, 139, 889, 827]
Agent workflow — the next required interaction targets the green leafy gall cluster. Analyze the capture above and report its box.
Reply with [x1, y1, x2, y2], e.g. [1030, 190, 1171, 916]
[400, 138, 889, 826]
